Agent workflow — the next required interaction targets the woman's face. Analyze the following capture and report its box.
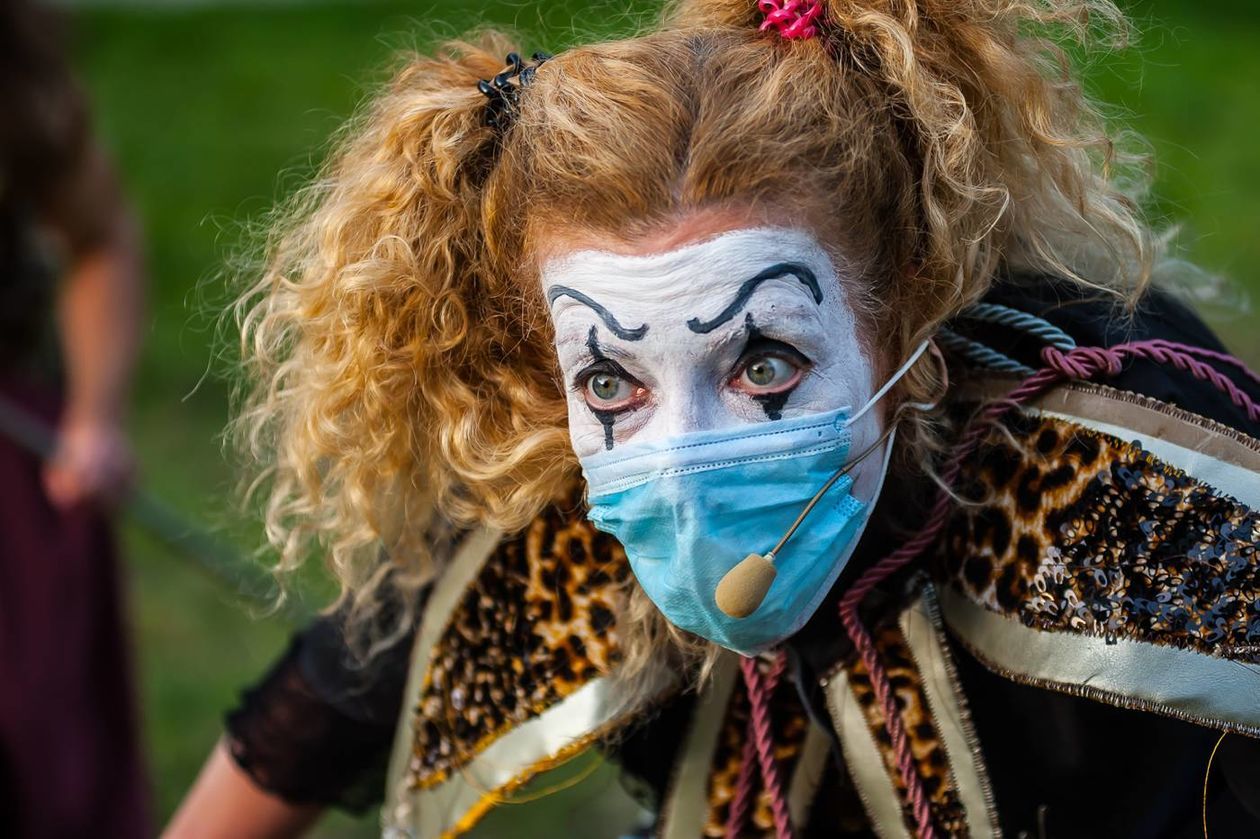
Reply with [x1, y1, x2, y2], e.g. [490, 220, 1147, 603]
[541, 220, 883, 465]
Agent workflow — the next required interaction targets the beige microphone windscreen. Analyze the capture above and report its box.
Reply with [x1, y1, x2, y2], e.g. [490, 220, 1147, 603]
[715, 553, 777, 618]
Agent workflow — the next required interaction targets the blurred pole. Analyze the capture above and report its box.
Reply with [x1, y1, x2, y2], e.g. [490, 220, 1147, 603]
[0, 391, 299, 619]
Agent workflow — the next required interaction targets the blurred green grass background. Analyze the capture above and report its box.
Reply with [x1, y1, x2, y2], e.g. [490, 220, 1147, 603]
[65, 0, 1259, 834]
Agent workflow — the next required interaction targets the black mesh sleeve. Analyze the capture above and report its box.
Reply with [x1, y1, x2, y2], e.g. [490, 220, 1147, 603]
[224, 615, 417, 813]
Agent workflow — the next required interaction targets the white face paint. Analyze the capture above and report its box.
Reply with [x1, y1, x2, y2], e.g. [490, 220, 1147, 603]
[542, 228, 883, 487]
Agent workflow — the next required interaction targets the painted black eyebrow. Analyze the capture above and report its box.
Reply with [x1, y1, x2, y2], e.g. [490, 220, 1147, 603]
[546, 285, 648, 341]
[685, 262, 822, 334]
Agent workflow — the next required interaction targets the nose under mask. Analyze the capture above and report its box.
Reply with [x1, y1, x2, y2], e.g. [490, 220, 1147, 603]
[580, 342, 928, 655]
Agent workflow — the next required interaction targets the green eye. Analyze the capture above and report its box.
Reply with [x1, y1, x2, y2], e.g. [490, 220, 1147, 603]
[739, 355, 799, 391]
[585, 372, 634, 407]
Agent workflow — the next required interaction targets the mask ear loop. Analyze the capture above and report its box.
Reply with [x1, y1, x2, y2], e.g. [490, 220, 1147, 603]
[905, 340, 949, 413]
[844, 338, 933, 429]
[714, 339, 949, 620]
[769, 340, 947, 558]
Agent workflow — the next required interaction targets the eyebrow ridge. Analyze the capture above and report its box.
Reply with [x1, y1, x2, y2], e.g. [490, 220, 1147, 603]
[546, 285, 648, 341]
[685, 262, 823, 335]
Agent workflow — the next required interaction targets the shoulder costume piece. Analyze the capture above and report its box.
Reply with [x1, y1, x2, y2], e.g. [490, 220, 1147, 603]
[370, 280, 1260, 839]
[224, 280, 1260, 837]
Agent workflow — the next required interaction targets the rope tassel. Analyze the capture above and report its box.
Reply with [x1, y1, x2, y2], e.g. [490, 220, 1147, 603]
[726, 653, 796, 839]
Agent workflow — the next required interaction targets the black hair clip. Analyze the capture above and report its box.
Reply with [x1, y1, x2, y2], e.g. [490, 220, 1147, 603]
[477, 51, 552, 132]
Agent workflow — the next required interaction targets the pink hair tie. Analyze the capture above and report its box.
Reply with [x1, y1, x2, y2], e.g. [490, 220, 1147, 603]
[757, 0, 824, 41]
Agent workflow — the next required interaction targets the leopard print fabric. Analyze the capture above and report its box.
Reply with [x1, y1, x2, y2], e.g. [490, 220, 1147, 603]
[845, 617, 969, 837]
[702, 658, 812, 838]
[406, 500, 630, 789]
[942, 412, 1260, 661]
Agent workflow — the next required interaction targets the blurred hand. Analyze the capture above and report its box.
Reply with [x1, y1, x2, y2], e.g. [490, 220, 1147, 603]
[42, 418, 135, 511]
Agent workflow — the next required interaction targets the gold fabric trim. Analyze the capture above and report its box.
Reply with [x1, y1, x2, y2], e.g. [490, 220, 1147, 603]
[940, 585, 1260, 738]
[385, 527, 502, 829]
[387, 675, 661, 838]
[822, 669, 913, 839]
[434, 745, 607, 839]
[965, 378, 1260, 509]
[658, 654, 739, 839]
[899, 584, 999, 838]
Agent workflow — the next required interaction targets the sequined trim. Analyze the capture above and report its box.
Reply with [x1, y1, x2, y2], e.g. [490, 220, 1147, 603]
[940, 585, 1260, 738]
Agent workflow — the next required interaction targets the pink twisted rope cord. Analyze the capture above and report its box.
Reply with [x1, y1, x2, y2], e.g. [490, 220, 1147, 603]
[1044, 343, 1260, 422]
[725, 655, 791, 836]
[837, 338, 1260, 838]
[1154, 340, 1260, 391]
[757, 0, 824, 40]
[723, 730, 759, 838]
[725, 653, 789, 838]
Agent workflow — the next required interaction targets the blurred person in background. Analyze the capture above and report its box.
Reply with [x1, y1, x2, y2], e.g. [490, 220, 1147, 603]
[0, 1, 148, 836]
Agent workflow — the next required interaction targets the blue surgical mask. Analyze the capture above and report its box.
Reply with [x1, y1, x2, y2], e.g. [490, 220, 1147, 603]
[579, 344, 925, 655]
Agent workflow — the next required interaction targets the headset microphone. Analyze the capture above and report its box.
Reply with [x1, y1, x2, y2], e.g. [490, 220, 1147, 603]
[713, 340, 945, 619]
[713, 427, 895, 618]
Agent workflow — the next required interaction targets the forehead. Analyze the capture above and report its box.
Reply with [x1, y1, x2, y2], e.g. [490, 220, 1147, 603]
[540, 227, 841, 317]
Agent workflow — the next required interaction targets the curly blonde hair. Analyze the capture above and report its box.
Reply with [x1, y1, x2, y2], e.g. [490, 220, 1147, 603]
[233, 0, 1152, 665]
